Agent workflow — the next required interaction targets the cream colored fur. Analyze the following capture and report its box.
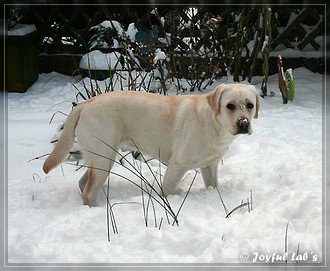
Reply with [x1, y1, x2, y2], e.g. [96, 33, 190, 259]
[43, 83, 259, 206]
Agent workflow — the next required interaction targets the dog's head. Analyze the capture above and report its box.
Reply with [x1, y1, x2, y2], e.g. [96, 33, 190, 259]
[207, 83, 260, 136]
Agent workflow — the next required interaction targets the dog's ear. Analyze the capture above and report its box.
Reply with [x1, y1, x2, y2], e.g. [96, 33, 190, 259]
[207, 84, 225, 115]
[254, 89, 260, 119]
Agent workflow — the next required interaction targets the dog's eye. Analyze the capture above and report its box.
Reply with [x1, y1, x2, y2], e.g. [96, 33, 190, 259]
[226, 103, 236, 110]
[247, 103, 254, 109]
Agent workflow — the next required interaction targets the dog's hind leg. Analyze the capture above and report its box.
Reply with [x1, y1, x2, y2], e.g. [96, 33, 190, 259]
[82, 153, 116, 206]
[78, 170, 88, 193]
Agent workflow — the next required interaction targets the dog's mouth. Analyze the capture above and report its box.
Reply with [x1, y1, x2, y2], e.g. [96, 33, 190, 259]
[238, 127, 250, 134]
[232, 128, 252, 136]
[233, 117, 252, 135]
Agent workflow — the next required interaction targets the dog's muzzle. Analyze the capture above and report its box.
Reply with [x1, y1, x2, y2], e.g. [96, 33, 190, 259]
[237, 117, 250, 134]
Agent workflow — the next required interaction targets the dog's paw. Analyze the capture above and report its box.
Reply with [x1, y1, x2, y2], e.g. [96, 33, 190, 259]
[83, 196, 98, 207]
[158, 186, 183, 198]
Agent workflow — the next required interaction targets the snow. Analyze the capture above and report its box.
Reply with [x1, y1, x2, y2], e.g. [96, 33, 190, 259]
[127, 23, 138, 42]
[79, 50, 125, 70]
[97, 20, 125, 37]
[6, 68, 324, 266]
[8, 23, 36, 36]
[262, 35, 269, 53]
[270, 47, 323, 59]
[153, 48, 166, 64]
[89, 20, 139, 50]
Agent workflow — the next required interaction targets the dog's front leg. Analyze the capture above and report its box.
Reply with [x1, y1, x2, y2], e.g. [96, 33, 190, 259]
[161, 163, 187, 196]
[201, 160, 219, 188]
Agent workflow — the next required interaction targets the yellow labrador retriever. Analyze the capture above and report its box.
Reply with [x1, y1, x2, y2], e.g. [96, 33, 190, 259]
[43, 83, 259, 206]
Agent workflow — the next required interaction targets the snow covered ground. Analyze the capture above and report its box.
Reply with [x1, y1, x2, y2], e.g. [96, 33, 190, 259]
[6, 68, 324, 267]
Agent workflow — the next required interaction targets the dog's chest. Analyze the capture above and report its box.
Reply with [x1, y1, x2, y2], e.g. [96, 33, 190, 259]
[213, 135, 236, 157]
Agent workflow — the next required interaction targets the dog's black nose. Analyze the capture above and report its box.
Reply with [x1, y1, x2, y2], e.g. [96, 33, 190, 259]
[237, 117, 250, 134]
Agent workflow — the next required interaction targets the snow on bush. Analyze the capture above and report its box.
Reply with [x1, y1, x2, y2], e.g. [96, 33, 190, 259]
[80, 50, 127, 70]
[89, 20, 137, 50]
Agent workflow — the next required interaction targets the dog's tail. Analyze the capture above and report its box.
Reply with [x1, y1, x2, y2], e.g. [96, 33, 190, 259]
[43, 105, 83, 174]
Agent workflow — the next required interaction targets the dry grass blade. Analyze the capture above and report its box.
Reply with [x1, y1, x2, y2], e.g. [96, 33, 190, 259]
[295, 243, 300, 264]
[82, 139, 178, 224]
[225, 190, 253, 218]
[172, 170, 198, 226]
[285, 221, 290, 264]
[225, 202, 250, 218]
